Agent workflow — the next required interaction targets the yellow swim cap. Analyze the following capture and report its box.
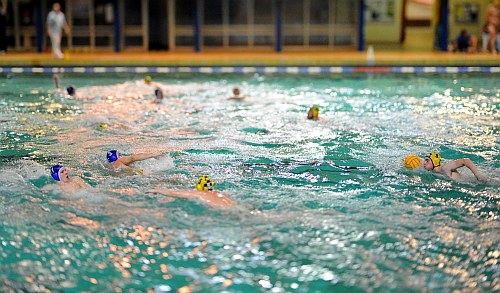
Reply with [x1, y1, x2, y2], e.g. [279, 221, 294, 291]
[144, 76, 152, 85]
[312, 105, 319, 115]
[426, 152, 441, 168]
[308, 105, 319, 120]
[99, 122, 108, 129]
[197, 175, 214, 191]
[135, 169, 144, 175]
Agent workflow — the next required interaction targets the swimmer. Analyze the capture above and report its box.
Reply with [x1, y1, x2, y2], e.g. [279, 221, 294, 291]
[147, 175, 236, 208]
[53, 74, 77, 97]
[153, 88, 164, 103]
[228, 87, 245, 100]
[106, 150, 162, 172]
[144, 75, 161, 88]
[50, 164, 90, 191]
[66, 85, 76, 97]
[307, 105, 319, 120]
[423, 152, 487, 182]
[98, 121, 133, 131]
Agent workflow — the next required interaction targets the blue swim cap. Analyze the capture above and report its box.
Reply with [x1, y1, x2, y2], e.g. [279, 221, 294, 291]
[155, 88, 163, 99]
[50, 164, 64, 181]
[107, 150, 119, 163]
[66, 85, 75, 96]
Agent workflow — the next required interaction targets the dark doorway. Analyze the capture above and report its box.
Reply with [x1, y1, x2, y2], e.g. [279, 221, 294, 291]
[149, 0, 168, 50]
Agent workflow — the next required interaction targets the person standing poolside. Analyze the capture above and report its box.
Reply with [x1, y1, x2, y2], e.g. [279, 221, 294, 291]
[106, 150, 162, 173]
[423, 152, 487, 182]
[147, 175, 235, 208]
[46, 2, 70, 59]
[50, 164, 90, 191]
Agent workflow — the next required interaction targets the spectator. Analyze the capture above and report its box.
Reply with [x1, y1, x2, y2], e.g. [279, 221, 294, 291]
[46, 2, 70, 59]
[482, 1, 499, 53]
[452, 29, 477, 53]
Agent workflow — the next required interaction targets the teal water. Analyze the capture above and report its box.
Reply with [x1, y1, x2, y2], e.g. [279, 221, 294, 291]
[0, 72, 498, 292]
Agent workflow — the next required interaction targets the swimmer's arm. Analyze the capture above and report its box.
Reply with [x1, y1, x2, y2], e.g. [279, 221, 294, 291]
[442, 158, 486, 182]
[110, 122, 132, 130]
[63, 19, 70, 34]
[54, 74, 61, 90]
[120, 153, 160, 165]
[146, 189, 194, 199]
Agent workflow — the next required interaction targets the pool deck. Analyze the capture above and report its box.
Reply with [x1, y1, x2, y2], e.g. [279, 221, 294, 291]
[0, 50, 499, 67]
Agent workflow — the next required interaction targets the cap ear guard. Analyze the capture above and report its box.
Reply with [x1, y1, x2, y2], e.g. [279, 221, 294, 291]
[107, 150, 119, 163]
[50, 164, 64, 181]
[197, 175, 214, 191]
[427, 152, 441, 167]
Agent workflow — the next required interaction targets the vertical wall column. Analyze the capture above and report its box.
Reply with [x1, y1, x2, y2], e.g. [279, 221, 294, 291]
[438, 0, 449, 51]
[304, 0, 310, 47]
[358, 0, 365, 51]
[142, 0, 149, 50]
[66, 0, 72, 48]
[248, 0, 254, 48]
[13, 0, 20, 49]
[194, 0, 201, 52]
[35, 0, 43, 52]
[114, 0, 120, 52]
[328, 0, 335, 48]
[275, 0, 282, 52]
[168, 0, 175, 50]
[89, 0, 95, 50]
[222, 0, 229, 47]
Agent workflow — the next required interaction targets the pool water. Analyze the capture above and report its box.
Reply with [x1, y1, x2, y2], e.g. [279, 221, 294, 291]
[0, 72, 499, 292]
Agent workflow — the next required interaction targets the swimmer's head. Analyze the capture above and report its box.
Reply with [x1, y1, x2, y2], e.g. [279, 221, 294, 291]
[66, 85, 76, 96]
[107, 150, 119, 163]
[144, 76, 152, 85]
[155, 88, 163, 100]
[308, 105, 319, 120]
[196, 175, 214, 191]
[50, 164, 65, 181]
[424, 152, 441, 170]
[233, 87, 240, 96]
[99, 122, 108, 129]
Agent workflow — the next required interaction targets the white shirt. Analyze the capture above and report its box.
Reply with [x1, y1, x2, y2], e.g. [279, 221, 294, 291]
[47, 11, 67, 35]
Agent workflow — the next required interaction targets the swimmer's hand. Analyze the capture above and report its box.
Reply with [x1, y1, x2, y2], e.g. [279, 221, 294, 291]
[54, 74, 61, 89]
[476, 173, 488, 183]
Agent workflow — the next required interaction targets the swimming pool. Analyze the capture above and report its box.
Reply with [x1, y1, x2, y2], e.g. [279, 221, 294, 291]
[0, 70, 498, 292]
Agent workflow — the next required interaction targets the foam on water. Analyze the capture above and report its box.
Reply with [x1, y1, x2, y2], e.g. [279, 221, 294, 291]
[0, 72, 498, 292]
